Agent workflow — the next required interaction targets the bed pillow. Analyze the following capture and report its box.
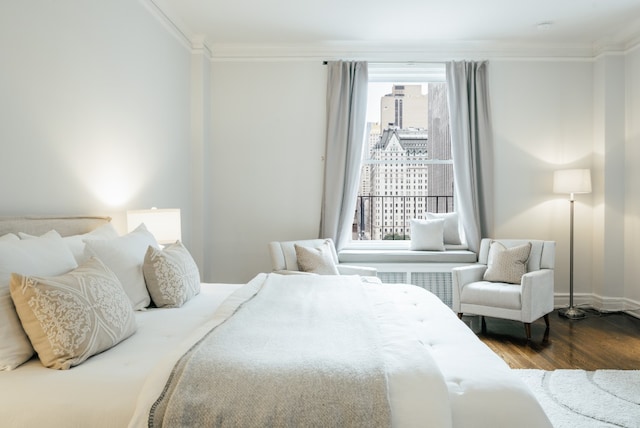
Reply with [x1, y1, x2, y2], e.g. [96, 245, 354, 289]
[84, 224, 159, 310]
[19, 222, 119, 264]
[483, 241, 532, 284]
[425, 212, 462, 245]
[410, 218, 446, 251]
[294, 240, 339, 275]
[0, 231, 78, 370]
[0, 233, 19, 242]
[143, 241, 201, 308]
[9, 257, 136, 370]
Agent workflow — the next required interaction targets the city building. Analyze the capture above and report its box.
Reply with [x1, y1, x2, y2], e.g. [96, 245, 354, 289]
[356, 83, 453, 240]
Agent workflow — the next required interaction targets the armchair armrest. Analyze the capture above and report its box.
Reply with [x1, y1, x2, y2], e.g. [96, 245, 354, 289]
[337, 264, 378, 277]
[520, 269, 554, 322]
[452, 264, 486, 287]
[451, 264, 487, 312]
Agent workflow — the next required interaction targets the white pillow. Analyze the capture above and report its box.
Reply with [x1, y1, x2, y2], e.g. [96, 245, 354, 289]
[0, 233, 19, 242]
[410, 218, 446, 251]
[0, 231, 78, 370]
[143, 241, 201, 308]
[294, 240, 340, 275]
[84, 224, 159, 310]
[19, 223, 119, 264]
[425, 212, 462, 245]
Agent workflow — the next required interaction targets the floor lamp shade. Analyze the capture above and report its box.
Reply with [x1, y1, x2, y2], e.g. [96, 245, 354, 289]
[553, 168, 591, 320]
[127, 208, 182, 245]
[553, 169, 592, 197]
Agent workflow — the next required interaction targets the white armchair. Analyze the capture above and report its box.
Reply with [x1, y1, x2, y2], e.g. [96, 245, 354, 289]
[452, 238, 555, 340]
[268, 238, 378, 278]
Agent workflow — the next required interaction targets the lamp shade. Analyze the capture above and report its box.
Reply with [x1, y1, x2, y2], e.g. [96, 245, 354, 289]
[127, 208, 181, 245]
[553, 169, 592, 195]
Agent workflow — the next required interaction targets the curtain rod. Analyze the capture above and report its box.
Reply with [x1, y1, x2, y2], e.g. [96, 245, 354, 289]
[322, 61, 446, 65]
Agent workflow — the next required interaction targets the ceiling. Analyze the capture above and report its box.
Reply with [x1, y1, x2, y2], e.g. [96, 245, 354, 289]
[151, 0, 640, 57]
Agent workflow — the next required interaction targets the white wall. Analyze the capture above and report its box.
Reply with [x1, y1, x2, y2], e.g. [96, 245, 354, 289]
[481, 61, 594, 298]
[0, 1, 191, 237]
[625, 46, 640, 312]
[593, 55, 626, 309]
[208, 61, 327, 282]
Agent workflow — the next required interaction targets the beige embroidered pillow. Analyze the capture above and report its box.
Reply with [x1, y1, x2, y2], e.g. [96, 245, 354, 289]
[294, 240, 339, 275]
[143, 241, 201, 308]
[9, 257, 136, 370]
[0, 230, 78, 371]
[483, 241, 532, 284]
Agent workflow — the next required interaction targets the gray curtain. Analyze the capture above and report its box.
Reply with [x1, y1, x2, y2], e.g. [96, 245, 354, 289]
[446, 61, 494, 253]
[320, 61, 368, 250]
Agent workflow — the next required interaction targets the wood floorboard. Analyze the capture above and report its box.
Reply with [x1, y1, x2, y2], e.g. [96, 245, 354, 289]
[461, 308, 640, 370]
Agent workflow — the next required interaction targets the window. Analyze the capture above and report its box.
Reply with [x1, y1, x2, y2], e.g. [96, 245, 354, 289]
[353, 63, 453, 242]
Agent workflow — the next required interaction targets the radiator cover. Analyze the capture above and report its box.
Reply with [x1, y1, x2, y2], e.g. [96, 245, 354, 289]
[377, 271, 453, 308]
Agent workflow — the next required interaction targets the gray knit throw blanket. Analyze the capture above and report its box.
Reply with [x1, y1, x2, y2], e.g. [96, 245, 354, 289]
[149, 274, 391, 428]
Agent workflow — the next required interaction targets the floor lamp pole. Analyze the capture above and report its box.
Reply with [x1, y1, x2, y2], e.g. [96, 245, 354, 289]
[559, 194, 586, 319]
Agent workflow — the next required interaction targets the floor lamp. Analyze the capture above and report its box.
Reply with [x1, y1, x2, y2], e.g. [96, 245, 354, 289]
[553, 169, 591, 320]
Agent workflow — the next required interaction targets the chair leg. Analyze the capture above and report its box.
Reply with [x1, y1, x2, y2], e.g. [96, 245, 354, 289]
[543, 314, 550, 328]
[481, 316, 487, 333]
[524, 323, 532, 340]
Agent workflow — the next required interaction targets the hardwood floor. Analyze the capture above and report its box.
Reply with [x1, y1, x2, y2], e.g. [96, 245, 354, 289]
[461, 308, 640, 370]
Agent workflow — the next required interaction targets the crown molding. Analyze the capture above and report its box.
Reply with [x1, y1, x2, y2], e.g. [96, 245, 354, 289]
[138, 0, 213, 57]
[207, 40, 600, 62]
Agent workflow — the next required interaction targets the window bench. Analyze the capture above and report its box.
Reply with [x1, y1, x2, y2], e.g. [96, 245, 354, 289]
[338, 246, 477, 308]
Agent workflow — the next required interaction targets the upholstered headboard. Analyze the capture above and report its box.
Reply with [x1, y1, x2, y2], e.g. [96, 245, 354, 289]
[0, 216, 112, 237]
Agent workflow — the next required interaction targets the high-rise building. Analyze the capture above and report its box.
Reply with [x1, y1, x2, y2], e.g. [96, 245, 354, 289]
[380, 85, 428, 129]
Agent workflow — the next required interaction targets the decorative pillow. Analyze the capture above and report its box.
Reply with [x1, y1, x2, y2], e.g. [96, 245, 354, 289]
[84, 224, 159, 310]
[425, 212, 462, 245]
[294, 240, 339, 275]
[410, 218, 446, 251]
[19, 223, 119, 264]
[0, 231, 78, 370]
[9, 257, 136, 370]
[143, 241, 201, 308]
[483, 241, 532, 284]
[0, 233, 19, 242]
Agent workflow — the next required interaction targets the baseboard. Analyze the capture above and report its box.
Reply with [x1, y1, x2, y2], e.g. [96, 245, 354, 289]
[554, 293, 640, 319]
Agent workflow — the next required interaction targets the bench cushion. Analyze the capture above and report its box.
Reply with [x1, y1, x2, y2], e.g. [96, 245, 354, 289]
[339, 249, 477, 264]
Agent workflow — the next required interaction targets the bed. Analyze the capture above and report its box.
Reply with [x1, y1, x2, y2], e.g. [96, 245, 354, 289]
[0, 216, 552, 428]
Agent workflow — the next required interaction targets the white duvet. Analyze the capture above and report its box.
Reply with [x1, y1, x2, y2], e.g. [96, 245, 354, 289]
[0, 275, 551, 428]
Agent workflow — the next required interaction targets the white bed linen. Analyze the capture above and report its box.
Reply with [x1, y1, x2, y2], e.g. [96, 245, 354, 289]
[130, 274, 551, 428]
[0, 283, 241, 428]
[1, 277, 551, 428]
[369, 282, 552, 427]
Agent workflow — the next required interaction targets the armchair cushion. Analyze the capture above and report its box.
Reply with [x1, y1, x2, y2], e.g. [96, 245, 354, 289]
[461, 281, 522, 309]
[483, 241, 532, 284]
[294, 241, 340, 275]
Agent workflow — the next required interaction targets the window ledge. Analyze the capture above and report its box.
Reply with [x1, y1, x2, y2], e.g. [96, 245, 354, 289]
[338, 247, 477, 264]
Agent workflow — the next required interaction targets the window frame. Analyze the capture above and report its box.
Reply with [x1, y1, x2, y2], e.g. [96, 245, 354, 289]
[346, 63, 455, 250]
